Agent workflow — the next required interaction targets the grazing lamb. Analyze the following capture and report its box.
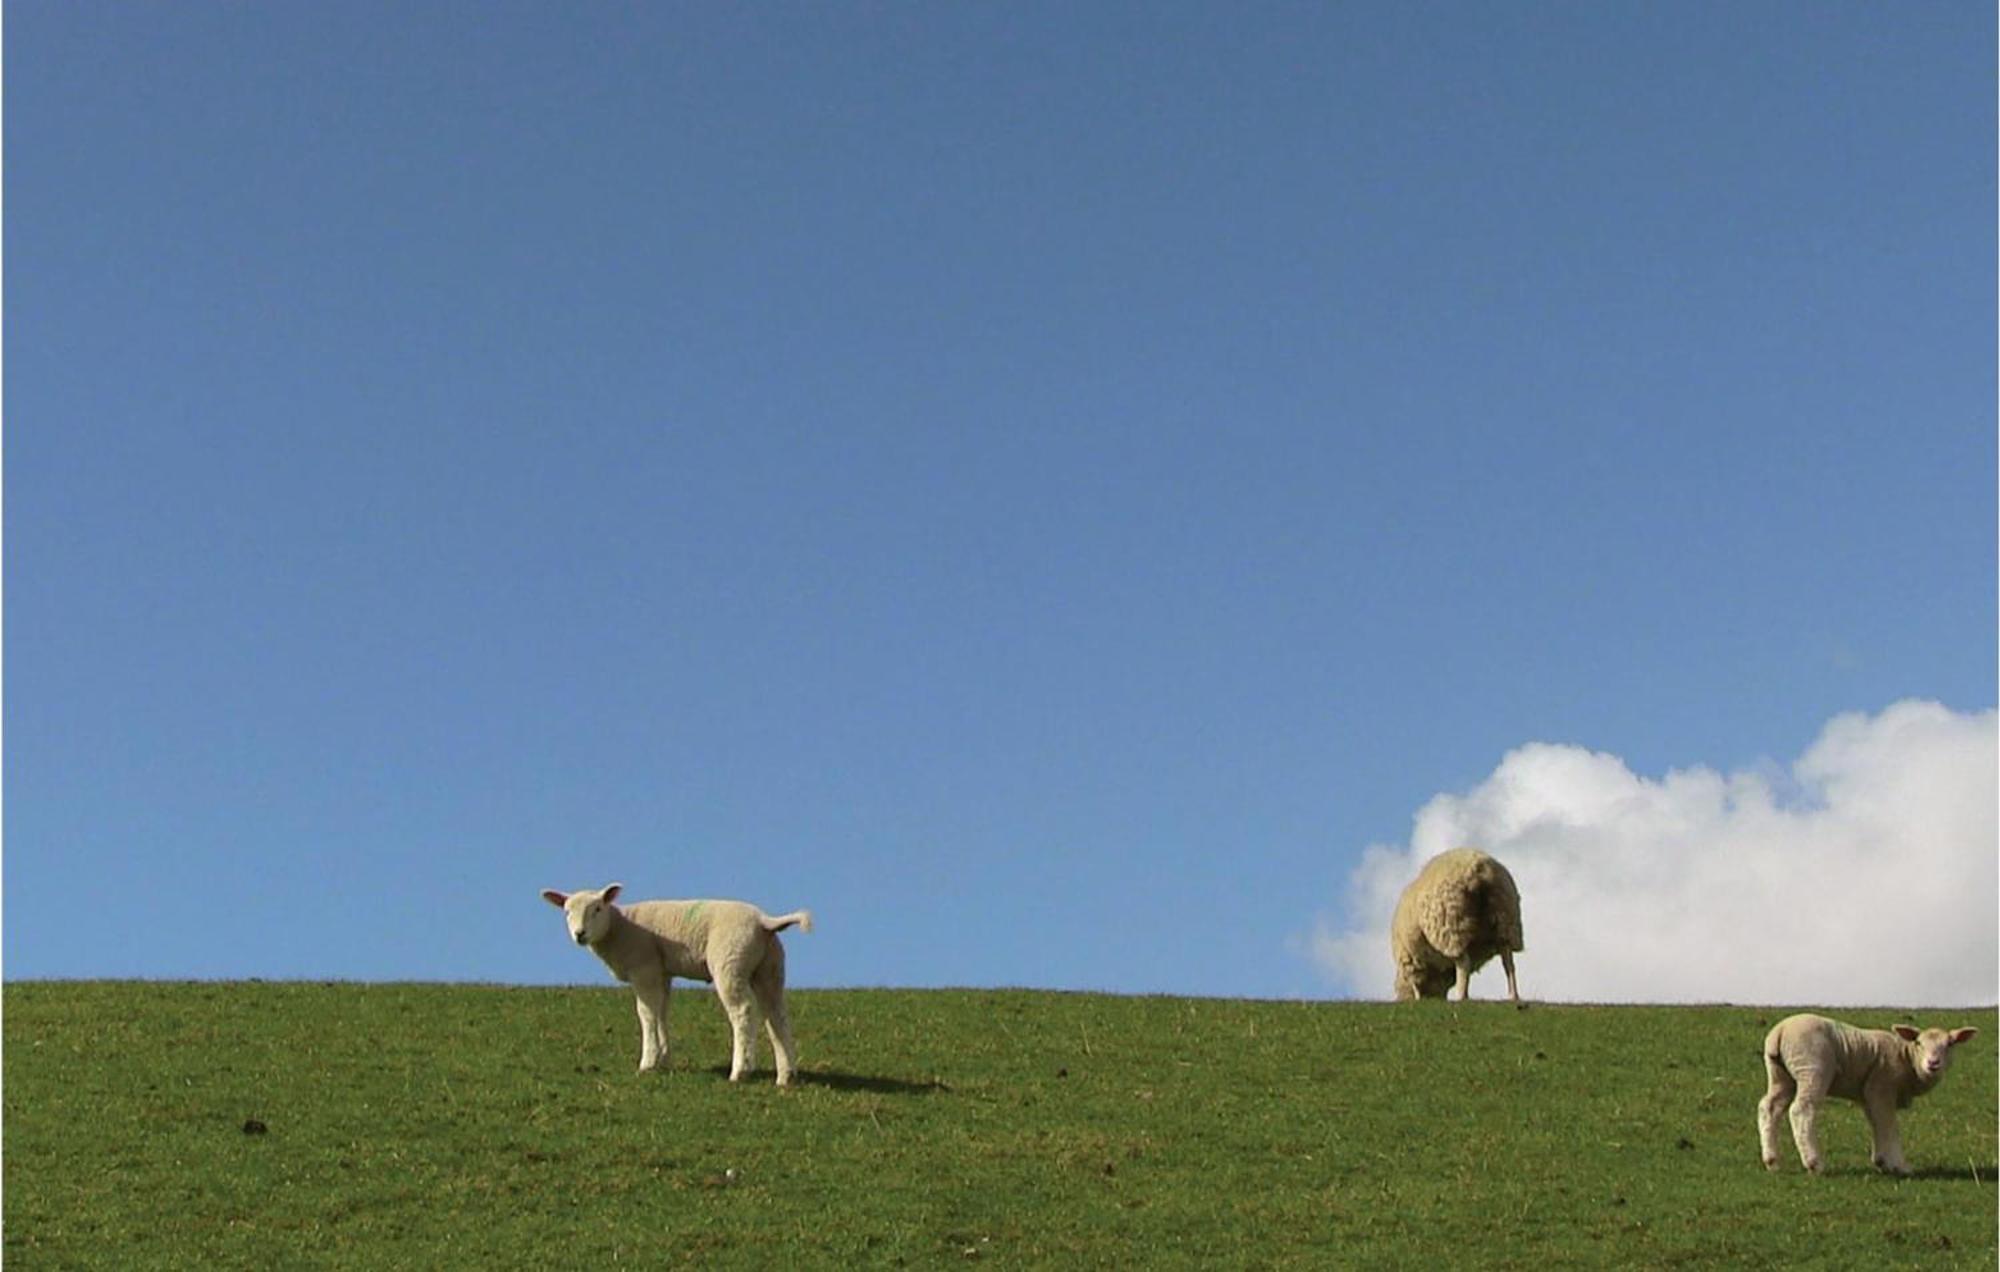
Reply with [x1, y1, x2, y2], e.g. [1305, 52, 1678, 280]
[1390, 847, 1524, 1004]
[540, 883, 813, 1086]
[1758, 1013, 1978, 1175]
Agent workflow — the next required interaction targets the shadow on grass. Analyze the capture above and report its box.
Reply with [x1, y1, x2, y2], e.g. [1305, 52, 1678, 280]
[1807, 1163, 1999, 1183]
[1905, 1164, 1997, 1184]
[796, 1070, 951, 1095]
[699, 1066, 950, 1095]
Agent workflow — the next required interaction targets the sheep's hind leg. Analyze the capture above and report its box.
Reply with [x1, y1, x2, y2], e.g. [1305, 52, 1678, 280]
[1758, 1054, 1795, 1169]
[1787, 1068, 1831, 1173]
[1500, 950, 1521, 1005]
[753, 953, 797, 1087]
[715, 973, 761, 1083]
[1452, 958, 1472, 1002]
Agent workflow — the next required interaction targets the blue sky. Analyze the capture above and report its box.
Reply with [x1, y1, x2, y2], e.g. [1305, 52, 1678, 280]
[7, 3, 1994, 1000]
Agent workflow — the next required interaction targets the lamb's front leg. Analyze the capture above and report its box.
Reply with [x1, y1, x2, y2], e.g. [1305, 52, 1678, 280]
[1452, 958, 1472, 1002]
[632, 974, 672, 1073]
[1863, 1092, 1910, 1176]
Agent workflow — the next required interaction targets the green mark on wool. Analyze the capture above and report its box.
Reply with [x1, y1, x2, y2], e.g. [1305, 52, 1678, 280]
[685, 901, 705, 922]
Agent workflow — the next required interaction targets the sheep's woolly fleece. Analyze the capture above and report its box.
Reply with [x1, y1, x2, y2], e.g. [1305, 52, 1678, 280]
[1309, 700, 1996, 1004]
[1389, 847, 1523, 1001]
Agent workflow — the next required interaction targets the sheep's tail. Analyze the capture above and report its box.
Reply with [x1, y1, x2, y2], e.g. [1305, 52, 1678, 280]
[1764, 1045, 1791, 1084]
[1763, 1023, 1789, 1075]
[762, 909, 814, 934]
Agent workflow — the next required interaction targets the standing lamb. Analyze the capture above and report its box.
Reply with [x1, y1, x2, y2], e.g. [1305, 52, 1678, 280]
[1758, 1013, 1978, 1175]
[1390, 847, 1524, 1004]
[540, 883, 813, 1086]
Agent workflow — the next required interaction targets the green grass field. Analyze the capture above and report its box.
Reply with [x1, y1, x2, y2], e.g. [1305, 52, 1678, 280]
[5, 982, 1994, 1268]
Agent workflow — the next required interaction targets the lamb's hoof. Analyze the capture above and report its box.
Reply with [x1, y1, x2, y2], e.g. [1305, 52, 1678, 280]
[1762, 1157, 1779, 1171]
[1804, 1160, 1824, 1175]
[1513, 1001, 1530, 1012]
[1873, 1158, 1911, 1178]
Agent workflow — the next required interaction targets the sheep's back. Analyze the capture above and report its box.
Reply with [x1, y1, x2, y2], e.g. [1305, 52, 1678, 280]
[1393, 849, 1524, 960]
[624, 899, 776, 952]
[1770, 1015, 1921, 1102]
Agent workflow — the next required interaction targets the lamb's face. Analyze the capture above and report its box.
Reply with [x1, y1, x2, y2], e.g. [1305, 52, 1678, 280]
[567, 894, 614, 945]
[540, 883, 623, 947]
[1894, 1024, 1980, 1080]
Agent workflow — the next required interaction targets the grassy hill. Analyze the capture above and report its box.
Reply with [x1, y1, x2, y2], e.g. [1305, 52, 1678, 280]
[5, 983, 1994, 1267]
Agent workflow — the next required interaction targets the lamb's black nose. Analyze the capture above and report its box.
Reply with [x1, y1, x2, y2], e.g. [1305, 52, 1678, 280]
[574, 933, 588, 945]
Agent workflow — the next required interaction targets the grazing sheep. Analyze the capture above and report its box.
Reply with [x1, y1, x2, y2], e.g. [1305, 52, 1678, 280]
[1390, 847, 1524, 1004]
[540, 883, 813, 1085]
[1758, 1013, 1978, 1175]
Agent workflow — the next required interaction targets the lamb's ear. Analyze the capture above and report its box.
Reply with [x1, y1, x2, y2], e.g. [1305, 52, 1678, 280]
[602, 883, 623, 904]
[1891, 1025, 1921, 1042]
[1949, 1027, 1979, 1046]
[540, 889, 569, 908]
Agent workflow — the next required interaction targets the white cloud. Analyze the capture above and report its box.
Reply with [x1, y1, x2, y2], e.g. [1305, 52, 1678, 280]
[1308, 701, 1998, 1006]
